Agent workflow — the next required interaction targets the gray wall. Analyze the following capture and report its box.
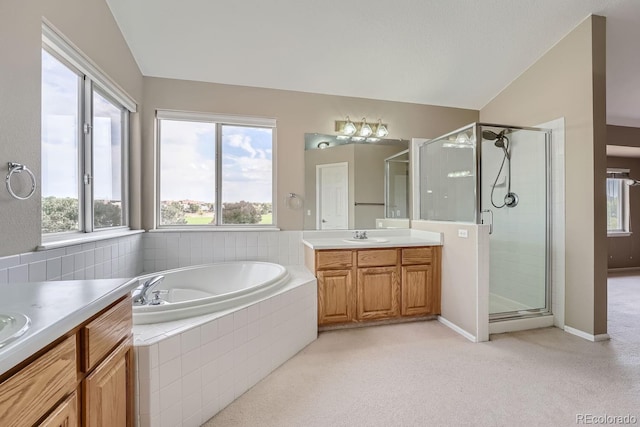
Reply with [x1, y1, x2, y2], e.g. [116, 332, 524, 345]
[480, 16, 608, 336]
[0, 0, 143, 257]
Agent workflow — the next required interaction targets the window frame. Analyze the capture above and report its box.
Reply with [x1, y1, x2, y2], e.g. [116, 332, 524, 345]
[41, 22, 134, 241]
[606, 169, 631, 237]
[155, 110, 277, 229]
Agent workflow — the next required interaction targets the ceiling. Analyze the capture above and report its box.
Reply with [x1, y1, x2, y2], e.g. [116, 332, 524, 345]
[106, 0, 640, 127]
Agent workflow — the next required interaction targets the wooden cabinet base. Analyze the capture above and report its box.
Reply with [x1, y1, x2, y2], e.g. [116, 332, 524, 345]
[308, 246, 441, 328]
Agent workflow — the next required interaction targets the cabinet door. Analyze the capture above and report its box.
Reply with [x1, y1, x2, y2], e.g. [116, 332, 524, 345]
[402, 264, 436, 316]
[84, 336, 133, 427]
[317, 269, 354, 325]
[39, 391, 78, 427]
[356, 266, 400, 320]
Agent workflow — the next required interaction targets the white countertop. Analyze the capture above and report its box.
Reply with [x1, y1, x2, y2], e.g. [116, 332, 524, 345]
[0, 278, 138, 377]
[302, 229, 443, 250]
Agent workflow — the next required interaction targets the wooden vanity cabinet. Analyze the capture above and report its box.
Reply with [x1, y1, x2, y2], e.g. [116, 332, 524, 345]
[307, 245, 441, 327]
[0, 296, 133, 427]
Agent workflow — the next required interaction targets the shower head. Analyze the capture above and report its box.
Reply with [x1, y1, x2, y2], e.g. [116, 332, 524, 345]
[482, 130, 500, 141]
[494, 139, 506, 148]
[483, 129, 506, 141]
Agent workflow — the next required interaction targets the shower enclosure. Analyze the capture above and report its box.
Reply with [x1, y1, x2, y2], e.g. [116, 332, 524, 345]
[419, 123, 551, 321]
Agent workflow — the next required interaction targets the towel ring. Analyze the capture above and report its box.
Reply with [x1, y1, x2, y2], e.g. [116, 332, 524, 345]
[6, 162, 36, 200]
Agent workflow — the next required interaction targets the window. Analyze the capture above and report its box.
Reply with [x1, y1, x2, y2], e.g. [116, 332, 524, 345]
[157, 111, 275, 227]
[606, 171, 631, 236]
[41, 24, 135, 237]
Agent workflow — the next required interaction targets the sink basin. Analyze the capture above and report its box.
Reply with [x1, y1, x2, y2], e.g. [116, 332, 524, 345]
[342, 238, 390, 244]
[0, 313, 31, 348]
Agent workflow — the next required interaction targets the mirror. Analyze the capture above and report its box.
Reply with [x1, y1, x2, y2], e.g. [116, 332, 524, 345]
[304, 133, 409, 230]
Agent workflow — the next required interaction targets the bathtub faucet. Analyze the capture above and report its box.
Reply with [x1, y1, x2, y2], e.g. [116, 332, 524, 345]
[132, 275, 165, 306]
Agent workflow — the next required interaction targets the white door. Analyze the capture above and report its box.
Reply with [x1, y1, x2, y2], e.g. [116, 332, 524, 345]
[317, 162, 348, 229]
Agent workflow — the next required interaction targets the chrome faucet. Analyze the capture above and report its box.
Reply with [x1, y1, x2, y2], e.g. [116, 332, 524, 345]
[132, 275, 165, 305]
[353, 231, 368, 240]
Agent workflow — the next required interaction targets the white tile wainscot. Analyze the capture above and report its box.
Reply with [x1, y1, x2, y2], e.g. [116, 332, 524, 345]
[143, 231, 304, 273]
[133, 265, 317, 427]
[0, 233, 143, 283]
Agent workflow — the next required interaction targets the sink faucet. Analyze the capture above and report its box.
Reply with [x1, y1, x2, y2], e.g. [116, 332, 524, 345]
[132, 275, 165, 305]
[353, 231, 368, 240]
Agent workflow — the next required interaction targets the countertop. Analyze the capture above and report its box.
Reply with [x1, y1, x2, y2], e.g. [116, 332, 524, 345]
[0, 278, 138, 377]
[302, 229, 443, 250]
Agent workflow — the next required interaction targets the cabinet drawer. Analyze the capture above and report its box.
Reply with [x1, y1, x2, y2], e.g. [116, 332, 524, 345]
[82, 296, 132, 372]
[357, 249, 397, 267]
[316, 250, 353, 269]
[0, 335, 77, 427]
[39, 390, 78, 427]
[402, 247, 433, 265]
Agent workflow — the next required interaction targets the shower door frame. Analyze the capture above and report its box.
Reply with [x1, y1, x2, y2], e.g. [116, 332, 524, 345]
[476, 123, 553, 322]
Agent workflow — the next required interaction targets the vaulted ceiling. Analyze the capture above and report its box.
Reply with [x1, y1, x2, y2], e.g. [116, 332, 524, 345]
[106, 0, 640, 127]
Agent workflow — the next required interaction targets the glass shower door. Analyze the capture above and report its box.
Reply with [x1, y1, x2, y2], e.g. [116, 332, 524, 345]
[479, 126, 550, 318]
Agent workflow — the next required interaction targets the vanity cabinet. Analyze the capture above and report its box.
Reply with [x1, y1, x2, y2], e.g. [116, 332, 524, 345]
[0, 296, 133, 427]
[307, 245, 441, 327]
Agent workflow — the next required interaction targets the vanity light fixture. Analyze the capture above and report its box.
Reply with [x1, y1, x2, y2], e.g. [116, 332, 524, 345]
[359, 118, 373, 137]
[335, 117, 389, 138]
[317, 141, 330, 149]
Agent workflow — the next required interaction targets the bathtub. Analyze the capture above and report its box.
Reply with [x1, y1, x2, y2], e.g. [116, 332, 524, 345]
[133, 261, 289, 324]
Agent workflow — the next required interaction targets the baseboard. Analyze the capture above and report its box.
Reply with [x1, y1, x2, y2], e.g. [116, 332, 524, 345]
[564, 325, 610, 342]
[608, 266, 640, 273]
[437, 316, 477, 342]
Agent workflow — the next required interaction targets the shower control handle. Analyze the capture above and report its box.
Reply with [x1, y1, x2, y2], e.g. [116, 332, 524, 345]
[481, 209, 493, 235]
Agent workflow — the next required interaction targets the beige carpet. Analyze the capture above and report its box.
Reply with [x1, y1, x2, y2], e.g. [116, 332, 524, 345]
[204, 274, 640, 426]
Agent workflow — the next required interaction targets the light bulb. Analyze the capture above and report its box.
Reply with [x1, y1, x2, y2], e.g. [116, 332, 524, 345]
[343, 116, 357, 135]
[376, 119, 389, 137]
[360, 118, 372, 137]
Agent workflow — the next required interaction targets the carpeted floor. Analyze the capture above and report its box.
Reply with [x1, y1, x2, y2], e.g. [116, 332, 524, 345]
[204, 274, 640, 426]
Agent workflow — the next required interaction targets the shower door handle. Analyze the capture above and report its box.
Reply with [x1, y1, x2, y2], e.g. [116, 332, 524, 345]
[481, 209, 493, 234]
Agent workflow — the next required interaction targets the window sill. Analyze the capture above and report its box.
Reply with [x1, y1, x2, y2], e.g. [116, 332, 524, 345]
[608, 232, 632, 238]
[150, 227, 281, 233]
[38, 229, 145, 250]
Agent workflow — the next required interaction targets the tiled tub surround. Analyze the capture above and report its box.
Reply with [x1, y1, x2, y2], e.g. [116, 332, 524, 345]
[143, 231, 304, 273]
[134, 265, 317, 427]
[0, 233, 144, 284]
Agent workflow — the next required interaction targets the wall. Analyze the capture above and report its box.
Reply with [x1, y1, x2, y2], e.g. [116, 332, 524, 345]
[608, 125, 640, 147]
[607, 156, 640, 269]
[411, 220, 490, 342]
[141, 77, 479, 231]
[0, 0, 143, 257]
[480, 16, 608, 336]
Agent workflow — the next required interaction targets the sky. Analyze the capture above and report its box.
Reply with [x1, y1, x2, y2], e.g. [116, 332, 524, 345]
[42, 49, 272, 205]
[159, 121, 273, 204]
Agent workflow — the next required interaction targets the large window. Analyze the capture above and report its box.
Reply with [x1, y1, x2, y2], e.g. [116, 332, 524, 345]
[41, 23, 135, 237]
[157, 111, 275, 227]
[606, 173, 630, 235]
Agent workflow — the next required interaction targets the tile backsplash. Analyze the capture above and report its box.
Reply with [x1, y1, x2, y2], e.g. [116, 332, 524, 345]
[0, 233, 144, 284]
[142, 231, 304, 273]
[0, 230, 304, 284]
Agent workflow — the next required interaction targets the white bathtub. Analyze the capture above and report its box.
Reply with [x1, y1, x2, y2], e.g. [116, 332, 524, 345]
[133, 261, 289, 324]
